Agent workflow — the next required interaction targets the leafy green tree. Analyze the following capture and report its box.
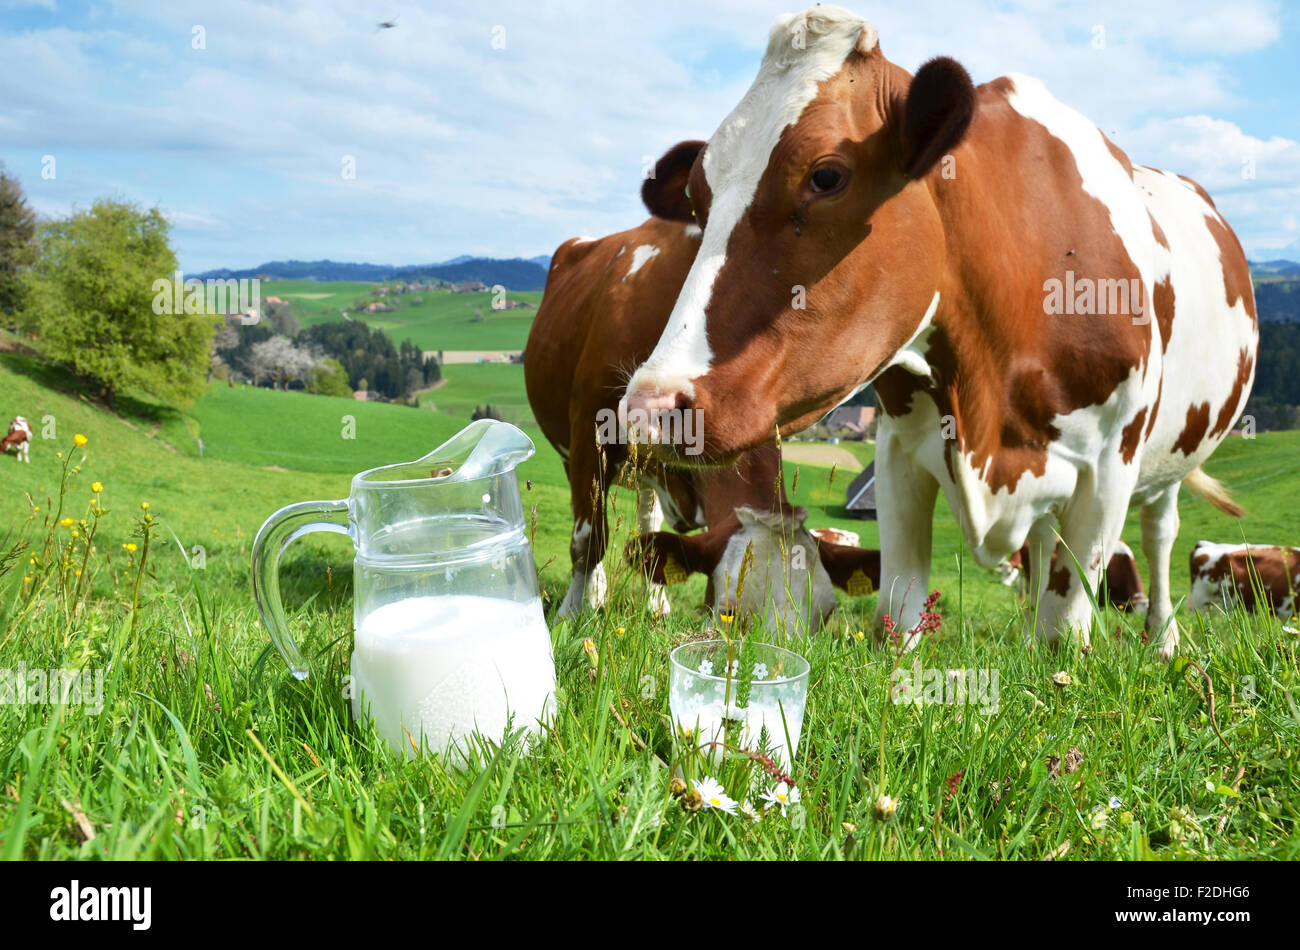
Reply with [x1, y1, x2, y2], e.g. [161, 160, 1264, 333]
[308, 357, 355, 398]
[0, 163, 38, 317]
[21, 199, 219, 409]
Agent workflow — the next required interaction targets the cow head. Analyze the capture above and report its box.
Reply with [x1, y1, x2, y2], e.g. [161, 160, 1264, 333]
[628, 505, 883, 631]
[628, 505, 838, 630]
[623, 6, 974, 463]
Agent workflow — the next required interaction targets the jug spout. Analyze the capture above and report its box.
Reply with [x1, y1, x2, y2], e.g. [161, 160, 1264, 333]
[421, 419, 535, 481]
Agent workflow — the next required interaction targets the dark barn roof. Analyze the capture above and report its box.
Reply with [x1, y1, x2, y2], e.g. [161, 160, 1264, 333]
[845, 461, 876, 520]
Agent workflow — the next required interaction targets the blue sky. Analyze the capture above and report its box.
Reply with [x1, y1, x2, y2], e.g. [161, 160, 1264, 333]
[2, 0, 1298, 271]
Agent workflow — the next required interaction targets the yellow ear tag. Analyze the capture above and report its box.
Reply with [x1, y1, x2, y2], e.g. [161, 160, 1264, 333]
[663, 554, 688, 586]
[847, 569, 874, 597]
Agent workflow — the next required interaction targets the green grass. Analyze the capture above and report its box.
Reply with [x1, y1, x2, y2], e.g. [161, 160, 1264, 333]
[266, 279, 541, 351]
[0, 353, 1296, 860]
[419, 363, 537, 427]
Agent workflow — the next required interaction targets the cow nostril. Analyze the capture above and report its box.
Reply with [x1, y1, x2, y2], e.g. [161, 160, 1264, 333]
[673, 392, 692, 413]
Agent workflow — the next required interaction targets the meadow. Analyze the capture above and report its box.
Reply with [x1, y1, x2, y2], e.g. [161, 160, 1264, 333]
[0, 350, 1296, 859]
[267, 279, 542, 352]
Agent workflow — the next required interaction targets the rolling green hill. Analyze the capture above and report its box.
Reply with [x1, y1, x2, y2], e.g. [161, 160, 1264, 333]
[266, 279, 541, 351]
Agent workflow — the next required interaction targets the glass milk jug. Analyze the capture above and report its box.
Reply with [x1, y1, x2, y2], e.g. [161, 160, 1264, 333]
[251, 419, 556, 761]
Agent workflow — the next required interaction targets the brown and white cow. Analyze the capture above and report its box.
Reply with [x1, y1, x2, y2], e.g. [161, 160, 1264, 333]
[1, 416, 32, 463]
[621, 6, 1256, 659]
[1188, 542, 1299, 621]
[525, 216, 878, 630]
[1004, 540, 1148, 616]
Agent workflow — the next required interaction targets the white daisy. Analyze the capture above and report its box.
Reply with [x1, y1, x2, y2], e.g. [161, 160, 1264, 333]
[740, 800, 761, 822]
[873, 794, 898, 822]
[694, 776, 738, 815]
[761, 781, 801, 815]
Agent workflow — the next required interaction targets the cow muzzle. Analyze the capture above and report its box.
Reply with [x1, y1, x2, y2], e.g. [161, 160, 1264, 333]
[618, 379, 702, 463]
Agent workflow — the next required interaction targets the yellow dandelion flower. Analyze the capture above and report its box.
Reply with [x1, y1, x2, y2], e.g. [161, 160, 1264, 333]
[123, 543, 138, 553]
[60, 517, 75, 527]
[616, 626, 626, 637]
[582, 636, 598, 661]
[74, 433, 88, 446]
[854, 630, 865, 642]
[719, 612, 735, 625]
[23, 576, 32, 584]
[91, 481, 103, 493]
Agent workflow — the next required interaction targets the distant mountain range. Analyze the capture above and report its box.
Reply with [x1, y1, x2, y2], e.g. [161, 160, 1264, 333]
[1250, 258, 1300, 277]
[195, 256, 552, 291]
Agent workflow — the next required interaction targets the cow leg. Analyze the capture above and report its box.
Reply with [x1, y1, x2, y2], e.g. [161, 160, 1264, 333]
[557, 441, 611, 619]
[1036, 473, 1132, 650]
[873, 431, 938, 652]
[1140, 484, 1181, 660]
[636, 486, 672, 616]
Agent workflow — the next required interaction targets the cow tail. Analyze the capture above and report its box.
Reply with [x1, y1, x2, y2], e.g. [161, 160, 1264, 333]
[1183, 467, 1245, 518]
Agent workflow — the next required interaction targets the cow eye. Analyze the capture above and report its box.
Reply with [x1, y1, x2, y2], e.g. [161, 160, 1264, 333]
[810, 167, 844, 193]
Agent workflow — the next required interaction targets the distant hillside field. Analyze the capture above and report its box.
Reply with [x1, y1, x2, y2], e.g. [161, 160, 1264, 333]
[197, 257, 549, 290]
[266, 280, 541, 350]
[418, 362, 535, 427]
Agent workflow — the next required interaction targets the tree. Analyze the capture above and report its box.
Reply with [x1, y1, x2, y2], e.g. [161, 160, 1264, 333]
[260, 299, 298, 336]
[308, 358, 354, 398]
[247, 336, 322, 389]
[21, 199, 219, 409]
[0, 163, 38, 317]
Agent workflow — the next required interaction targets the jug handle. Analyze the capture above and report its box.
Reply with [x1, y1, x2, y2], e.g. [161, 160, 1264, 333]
[251, 499, 351, 680]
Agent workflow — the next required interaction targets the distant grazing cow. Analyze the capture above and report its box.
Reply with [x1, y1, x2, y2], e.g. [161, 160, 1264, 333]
[1004, 540, 1148, 616]
[1, 416, 31, 463]
[622, 6, 1256, 658]
[1188, 542, 1299, 621]
[525, 216, 879, 629]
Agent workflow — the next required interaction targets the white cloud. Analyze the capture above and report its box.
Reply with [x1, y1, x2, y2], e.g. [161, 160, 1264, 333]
[0, 0, 1293, 269]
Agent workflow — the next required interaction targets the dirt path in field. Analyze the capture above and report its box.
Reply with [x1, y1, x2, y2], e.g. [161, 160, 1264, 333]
[781, 442, 862, 469]
[425, 350, 523, 364]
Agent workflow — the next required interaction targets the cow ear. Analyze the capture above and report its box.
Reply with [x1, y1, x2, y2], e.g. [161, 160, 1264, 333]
[674, 530, 731, 577]
[899, 57, 975, 179]
[642, 140, 705, 222]
[814, 540, 881, 593]
[627, 529, 726, 582]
